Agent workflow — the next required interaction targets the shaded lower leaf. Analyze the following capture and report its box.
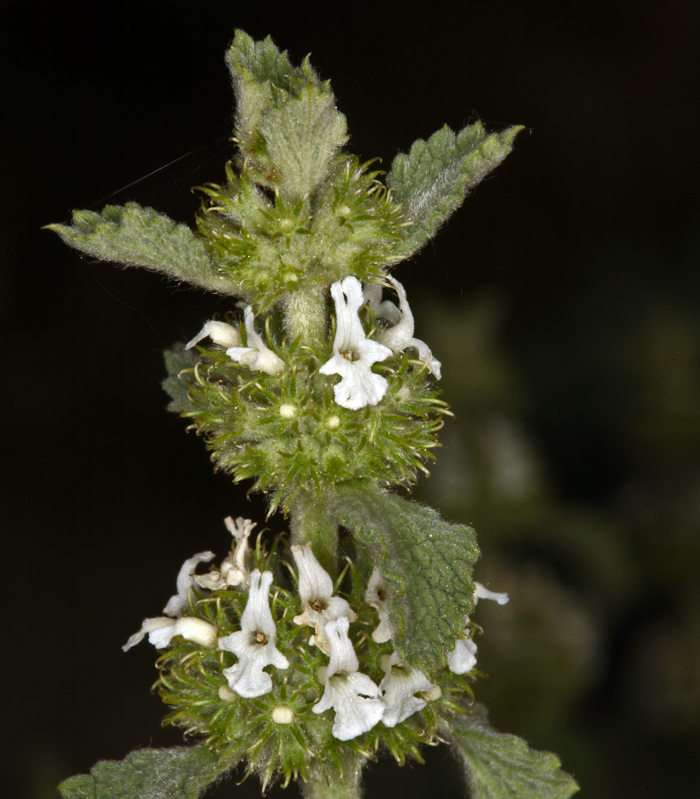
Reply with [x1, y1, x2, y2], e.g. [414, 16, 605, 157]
[444, 703, 579, 799]
[163, 343, 197, 413]
[58, 744, 228, 799]
[326, 480, 480, 677]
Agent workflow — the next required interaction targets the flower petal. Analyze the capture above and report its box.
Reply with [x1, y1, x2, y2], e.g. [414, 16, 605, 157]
[218, 570, 289, 698]
[163, 551, 215, 617]
[186, 320, 241, 350]
[226, 307, 285, 376]
[379, 652, 433, 727]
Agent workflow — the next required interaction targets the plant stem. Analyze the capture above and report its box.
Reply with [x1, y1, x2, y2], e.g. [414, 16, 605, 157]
[283, 286, 327, 344]
[289, 489, 338, 577]
[300, 775, 362, 799]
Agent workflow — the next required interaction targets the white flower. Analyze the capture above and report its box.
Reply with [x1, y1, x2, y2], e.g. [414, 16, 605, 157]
[363, 283, 402, 326]
[122, 550, 216, 651]
[447, 581, 509, 674]
[195, 517, 254, 592]
[186, 319, 242, 350]
[123, 616, 217, 651]
[447, 634, 478, 675]
[379, 652, 434, 727]
[364, 567, 394, 643]
[366, 277, 441, 380]
[218, 569, 289, 698]
[163, 551, 216, 617]
[292, 543, 356, 654]
[226, 306, 285, 376]
[319, 277, 392, 410]
[312, 617, 384, 740]
[474, 581, 510, 605]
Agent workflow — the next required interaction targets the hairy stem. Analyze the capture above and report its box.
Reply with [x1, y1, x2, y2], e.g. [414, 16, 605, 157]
[289, 489, 338, 577]
[300, 775, 363, 799]
[283, 286, 327, 344]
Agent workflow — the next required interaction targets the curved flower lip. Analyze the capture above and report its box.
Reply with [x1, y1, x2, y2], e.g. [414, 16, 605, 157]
[366, 277, 442, 380]
[195, 516, 254, 591]
[447, 635, 478, 675]
[447, 581, 509, 674]
[379, 652, 434, 728]
[291, 543, 356, 653]
[218, 569, 289, 698]
[123, 616, 217, 652]
[226, 306, 285, 376]
[312, 617, 384, 740]
[474, 582, 509, 605]
[320, 277, 392, 410]
[186, 319, 242, 350]
[365, 567, 394, 643]
[163, 551, 216, 617]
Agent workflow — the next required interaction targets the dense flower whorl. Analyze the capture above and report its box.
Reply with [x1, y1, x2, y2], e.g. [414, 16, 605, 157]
[126, 528, 506, 786]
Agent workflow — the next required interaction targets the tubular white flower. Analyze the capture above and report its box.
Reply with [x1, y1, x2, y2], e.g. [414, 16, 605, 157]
[319, 277, 392, 410]
[163, 551, 216, 617]
[313, 617, 384, 740]
[474, 581, 510, 605]
[447, 581, 509, 674]
[292, 543, 355, 654]
[218, 569, 289, 698]
[195, 517, 255, 592]
[370, 277, 442, 380]
[123, 616, 217, 652]
[186, 320, 242, 350]
[447, 633, 478, 675]
[226, 306, 285, 376]
[379, 652, 434, 727]
[364, 567, 394, 643]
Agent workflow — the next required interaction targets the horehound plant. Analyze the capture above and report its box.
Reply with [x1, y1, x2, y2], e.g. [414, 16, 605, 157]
[49, 31, 578, 799]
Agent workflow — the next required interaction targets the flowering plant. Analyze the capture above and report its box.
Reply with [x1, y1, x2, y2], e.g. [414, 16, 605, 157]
[49, 30, 578, 799]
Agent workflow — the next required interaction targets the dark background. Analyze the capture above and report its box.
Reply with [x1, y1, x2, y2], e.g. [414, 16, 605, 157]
[4, 2, 700, 797]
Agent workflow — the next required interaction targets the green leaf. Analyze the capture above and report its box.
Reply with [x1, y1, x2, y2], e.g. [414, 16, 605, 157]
[262, 85, 347, 200]
[225, 30, 298, 151]
[387, 122, 524, 259]
[226, 30, 296, 95]
[226, 30, 346, 199]
[163, 342, 197, 413]
[326, 481, 480, 677]
[58, 744, 229, 799]
[46, 203, 239, 295]
[444, 703, 579, 799]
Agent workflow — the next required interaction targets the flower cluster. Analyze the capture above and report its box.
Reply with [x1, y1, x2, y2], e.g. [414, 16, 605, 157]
[124, 520, 507, 785]
[170, 276, 449, 512]
[187, 274, 440, 412]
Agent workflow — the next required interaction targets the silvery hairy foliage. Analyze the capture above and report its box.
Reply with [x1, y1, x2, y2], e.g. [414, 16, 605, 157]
[49, 30, 578, 799]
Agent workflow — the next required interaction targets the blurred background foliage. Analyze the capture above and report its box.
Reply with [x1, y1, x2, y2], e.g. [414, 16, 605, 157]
[3, 2, 699, 798]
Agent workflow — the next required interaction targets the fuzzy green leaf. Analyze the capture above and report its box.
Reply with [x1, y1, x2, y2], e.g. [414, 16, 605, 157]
[226, 29, 296, 95]
[326, 481, 480, 677]
[226, 30, 346, 199]
[58, 744, 228, 799]
[225, 30, 299, 150]
[445, 704, 579, 799]
[387, 122, 524, 259]
[47, 203, 239, 295]
[262, 85, 348, 200]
